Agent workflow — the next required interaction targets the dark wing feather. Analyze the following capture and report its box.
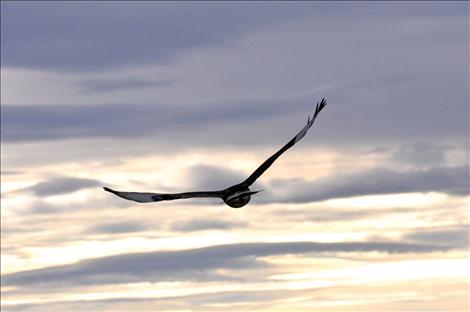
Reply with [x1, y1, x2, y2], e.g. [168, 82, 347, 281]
[103, 187, 223, 203]
[241, 98, 326, 187]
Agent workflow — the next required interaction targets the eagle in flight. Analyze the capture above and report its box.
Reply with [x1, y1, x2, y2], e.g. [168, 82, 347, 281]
[104, 98, 326, 208]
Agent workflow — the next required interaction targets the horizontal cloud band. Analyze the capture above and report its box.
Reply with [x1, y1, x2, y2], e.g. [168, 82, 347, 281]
[3, 241, 450, 287]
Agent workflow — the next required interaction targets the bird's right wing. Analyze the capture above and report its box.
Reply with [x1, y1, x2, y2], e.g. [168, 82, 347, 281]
[103, 187, 223, 203]
[241, 98, 326, 187]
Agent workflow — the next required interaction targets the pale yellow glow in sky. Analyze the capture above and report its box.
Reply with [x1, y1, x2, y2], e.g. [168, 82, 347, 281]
[272, 258, 469, 285]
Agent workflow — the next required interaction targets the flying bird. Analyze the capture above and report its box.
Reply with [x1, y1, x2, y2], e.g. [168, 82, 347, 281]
[104, 98, 327, 208]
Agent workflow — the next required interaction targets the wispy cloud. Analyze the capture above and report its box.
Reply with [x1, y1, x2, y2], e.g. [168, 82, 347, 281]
[22, 176, 101, 197]
[392, 142, 450, 167]
[263, 165, 469, 204]
[171, 219, 246, 232]
[1, 170, 23, 175]
[77, 77, 178, 93]
[403, 225, 469, 248]
[2, 241, 449, 288]
[185, 164, 248, 190]
[89, 221, 149, 234]
[1, 98, 304, 143]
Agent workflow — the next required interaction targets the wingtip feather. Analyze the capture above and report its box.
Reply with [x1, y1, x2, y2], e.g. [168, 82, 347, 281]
[103, 186, 117, 194]
[314, 98, 327, 117]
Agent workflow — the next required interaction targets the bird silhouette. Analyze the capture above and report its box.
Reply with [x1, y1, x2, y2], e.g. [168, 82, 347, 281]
[104, 98, 327, 208]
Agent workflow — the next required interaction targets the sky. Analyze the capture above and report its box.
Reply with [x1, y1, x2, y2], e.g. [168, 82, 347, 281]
[1, 2, 469, 311]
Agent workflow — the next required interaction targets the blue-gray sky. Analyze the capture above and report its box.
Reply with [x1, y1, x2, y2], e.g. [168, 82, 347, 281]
[1, 2, 468, 311]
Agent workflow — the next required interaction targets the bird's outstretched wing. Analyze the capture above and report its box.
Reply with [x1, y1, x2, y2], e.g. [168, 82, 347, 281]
[103, 187, 223, 203]
[241, 98, 327, 187]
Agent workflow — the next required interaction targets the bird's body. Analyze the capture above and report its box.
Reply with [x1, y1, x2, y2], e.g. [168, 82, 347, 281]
[221, 185, 259, 208]
[104, 98, 327, 208]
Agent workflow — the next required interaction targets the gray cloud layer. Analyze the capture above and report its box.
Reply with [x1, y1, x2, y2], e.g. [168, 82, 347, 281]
[392, 142, 449, 167]
[171, 219, 246, 232]
[2, 92, 467, 154]
[2, 3, 465, 71]
[90, 221, 148, 234]
[262, 165, 469, 204]
[2, 3, 467, 149]
[186, 164, 248, 190]
[77, 78, 178, 93]
[2, 241, 449, 288]
[1, 98, 302, 143]
[1, 2, 312, 71]
[2, 290, 288, 312]
[25, 176, 101, 197]
[404, 225, 469, 248]
[1, 170, 23, 175]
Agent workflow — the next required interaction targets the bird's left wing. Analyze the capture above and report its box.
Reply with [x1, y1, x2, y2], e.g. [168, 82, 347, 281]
[103, 187, 223, 203]
[241, 98, 327, 187]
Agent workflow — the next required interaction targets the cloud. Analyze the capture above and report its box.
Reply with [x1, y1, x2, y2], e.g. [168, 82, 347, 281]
[1, 98, 304, 143]
[25, 191, 135, 215]
[1, 289, 292, 312]
[404, 225, 469, 248]
[24, 176, 101, 197]
[1, 2, 311, 71]
[1, 289, 300, 312]
[392, 142, 449, 167]
[2, 3, 467, 149]
[186, 164, 248, 190]
[1, 170, 23, 175]
[274, 207, 393, 223]
[77, 77, 178, 93]
[263, 165, 469, 204]
[4, 280, 467, 312]
[171, 219, 246, 232]
[90, 221, 148, 234]
[2, 2, 465, 72]
[2, 240, 450, 288]
[359, 147, 390, 155]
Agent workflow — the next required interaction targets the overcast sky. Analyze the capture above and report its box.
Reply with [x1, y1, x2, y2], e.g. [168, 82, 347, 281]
[1, 2, 468, 311]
